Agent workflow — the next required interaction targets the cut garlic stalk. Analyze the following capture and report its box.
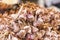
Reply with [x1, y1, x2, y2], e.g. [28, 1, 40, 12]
[11, 6, 23, 19]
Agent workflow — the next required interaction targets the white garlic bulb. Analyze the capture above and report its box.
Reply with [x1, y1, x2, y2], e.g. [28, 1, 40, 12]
[0, 0, 20, 5]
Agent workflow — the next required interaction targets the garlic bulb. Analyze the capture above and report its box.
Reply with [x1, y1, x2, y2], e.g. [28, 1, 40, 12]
[1, 0, 20, 5]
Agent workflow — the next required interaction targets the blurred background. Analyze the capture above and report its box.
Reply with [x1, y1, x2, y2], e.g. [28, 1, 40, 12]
[0, 0, 60, 8]
[21, 0, 60, 8]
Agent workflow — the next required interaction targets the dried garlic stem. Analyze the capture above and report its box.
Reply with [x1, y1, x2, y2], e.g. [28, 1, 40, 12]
[15, 6, 23, 19]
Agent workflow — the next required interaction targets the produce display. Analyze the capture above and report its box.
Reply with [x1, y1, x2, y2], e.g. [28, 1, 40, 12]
[0, 2, 60, 40]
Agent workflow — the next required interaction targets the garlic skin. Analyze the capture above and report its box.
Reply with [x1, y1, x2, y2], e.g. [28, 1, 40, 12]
[36, 9, 42, 15]
[13, 25, 20, 32]
[19, 14, 27, 21]
[26, 34, 36, 40]
[0, 24, 4, 30]
[16, 30, 26, 38]
[44, 37, 50, 40]
[11, 14, 19, 19]
[24, 26, 31, 34]
[38, 18, 43, 23]
[32, 26, 38, 33]
[12, 36, 18, 40]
